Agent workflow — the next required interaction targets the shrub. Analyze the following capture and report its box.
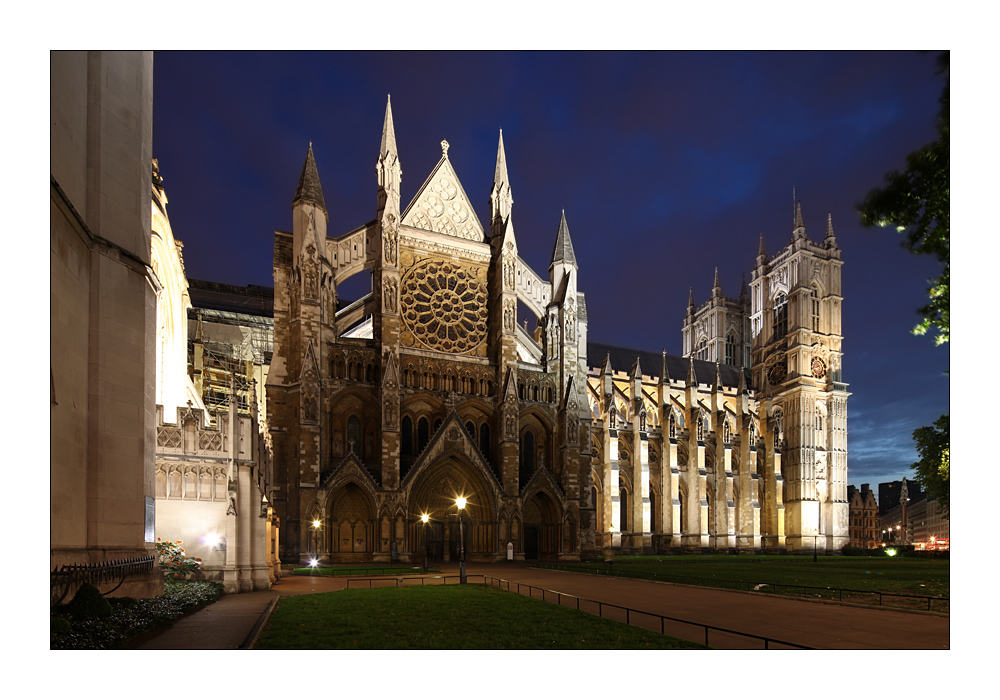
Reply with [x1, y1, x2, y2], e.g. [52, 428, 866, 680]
[156, 538, 203, 580]
[51, 579, 225, 649]
[66, 582, 113, 620]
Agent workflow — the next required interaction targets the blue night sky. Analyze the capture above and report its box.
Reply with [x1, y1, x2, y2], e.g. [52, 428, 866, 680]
[151, 49, 950, 494]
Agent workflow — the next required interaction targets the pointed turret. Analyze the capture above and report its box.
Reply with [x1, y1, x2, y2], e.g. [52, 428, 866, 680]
[380, 95, 398, 159]
[687, 356, 696, 387]
[825, 212, 837, 247]
[293, 143, 327, 216]
[660, 349, 670, 385]
[687, 287, 695, 316]
[793, 201, 806, 241]
[712, 267, 722, 298]
[377, 95, 402, 202]
[490, 129, 514, 228]
[550, 210, 577, 269]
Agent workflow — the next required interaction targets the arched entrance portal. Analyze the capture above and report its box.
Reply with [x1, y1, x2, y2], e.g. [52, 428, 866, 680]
[326, 481, 376, 561]
[523, 490, 561, 560]
[408, 457, 498, 562]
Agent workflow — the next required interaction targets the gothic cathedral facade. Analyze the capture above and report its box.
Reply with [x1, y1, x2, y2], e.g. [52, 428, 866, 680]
[267, 98, 849, 563]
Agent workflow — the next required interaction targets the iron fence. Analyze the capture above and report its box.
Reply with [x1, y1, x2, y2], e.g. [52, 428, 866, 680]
[51, 555, 157, 606]
[532, 563, 949, 613]
[343, 573, 811, 649]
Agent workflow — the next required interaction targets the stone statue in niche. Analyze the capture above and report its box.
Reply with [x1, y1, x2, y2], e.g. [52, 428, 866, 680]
[384, 277, 398, 312]
[304, 259, 318, 299]
[383, 214, 397, 266]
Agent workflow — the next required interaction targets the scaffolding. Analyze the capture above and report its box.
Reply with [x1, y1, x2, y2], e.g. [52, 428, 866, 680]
[189, 308, 274, 416]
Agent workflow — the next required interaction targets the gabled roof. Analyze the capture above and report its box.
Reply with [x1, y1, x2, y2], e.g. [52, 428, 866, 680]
[401, 146, 484, 242]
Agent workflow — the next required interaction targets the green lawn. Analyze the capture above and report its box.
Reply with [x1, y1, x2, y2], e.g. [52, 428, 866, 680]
[253, 585, 704, 649]
[549, 555, 949, 607]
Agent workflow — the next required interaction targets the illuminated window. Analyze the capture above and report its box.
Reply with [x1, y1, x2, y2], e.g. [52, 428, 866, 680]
[772, 293, 787, 339]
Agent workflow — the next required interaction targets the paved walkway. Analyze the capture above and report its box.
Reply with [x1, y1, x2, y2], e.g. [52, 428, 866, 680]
[130, 561, 949, 650]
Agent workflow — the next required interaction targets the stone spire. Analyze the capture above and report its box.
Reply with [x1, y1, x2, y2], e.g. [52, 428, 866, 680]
[793, 201, 806, 241]
[712, 267, 722, 298]
[377, 95, 401, 199]
[660, 349, 670, 385]
[688, 287, 695, 314]
[293, 142, 327, 216]
[550, 210, 577, 268]
[380, 94, 398, 159]
[825, 212, 837, 247]
[490, 129, 513, 225]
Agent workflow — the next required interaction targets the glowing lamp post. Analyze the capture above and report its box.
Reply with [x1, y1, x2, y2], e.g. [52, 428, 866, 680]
[311, 519, 322, 569]
[420, 513, 430, 572]
[456, 497, 467, 584]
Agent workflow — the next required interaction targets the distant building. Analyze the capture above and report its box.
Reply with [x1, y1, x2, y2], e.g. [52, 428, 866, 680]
[150, 168, 280, 593]
[879, 478, 948, 550]
[848, 484, 880, 549]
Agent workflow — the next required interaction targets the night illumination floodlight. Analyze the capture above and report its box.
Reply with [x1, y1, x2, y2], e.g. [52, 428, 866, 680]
[885, 548, 898, 557]
[204, 534, 220, 547]
[421, 513, 429, 523]
[313, 520, 321, 529]
[309, 558, 319, 567]
[456, 497, 467, 510]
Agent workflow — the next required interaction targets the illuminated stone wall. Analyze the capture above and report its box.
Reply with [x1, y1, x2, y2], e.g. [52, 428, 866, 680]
[50, 51, 162, 598]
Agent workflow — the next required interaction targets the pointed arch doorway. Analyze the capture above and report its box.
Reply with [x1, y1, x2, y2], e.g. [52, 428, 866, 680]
[408, 456, 498, 562]
[522, 490, 561, 560]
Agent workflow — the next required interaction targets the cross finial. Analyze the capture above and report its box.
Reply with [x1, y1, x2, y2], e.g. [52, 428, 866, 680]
[441, 140, 450, 156]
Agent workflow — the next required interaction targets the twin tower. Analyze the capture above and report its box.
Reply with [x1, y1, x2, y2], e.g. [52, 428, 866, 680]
[266, 97, 849, 563]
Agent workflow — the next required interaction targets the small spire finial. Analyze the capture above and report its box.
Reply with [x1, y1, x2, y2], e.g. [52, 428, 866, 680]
[441, 140, 450, 156]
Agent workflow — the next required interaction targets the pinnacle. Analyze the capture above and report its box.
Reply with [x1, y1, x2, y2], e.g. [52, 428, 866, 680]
[550, 210, 577, 267]
[293, 143, 327, 212]
[494, 129, 509, 187]
[380, 95, 397, 158]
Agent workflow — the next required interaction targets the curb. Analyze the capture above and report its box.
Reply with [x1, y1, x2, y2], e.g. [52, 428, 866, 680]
[241, 596, 281, 649]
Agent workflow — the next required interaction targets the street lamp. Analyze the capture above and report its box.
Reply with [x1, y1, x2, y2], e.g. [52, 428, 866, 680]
[311, 519, 322, 569]
[420, 513, 430, 572]
[456, 497, 467, 584]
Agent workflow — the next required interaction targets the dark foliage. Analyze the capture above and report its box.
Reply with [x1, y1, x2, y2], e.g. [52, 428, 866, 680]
[50, 579, 224, 649]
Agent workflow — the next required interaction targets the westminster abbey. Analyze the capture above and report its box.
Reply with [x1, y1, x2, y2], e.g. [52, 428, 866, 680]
[262, 97, 850, 564]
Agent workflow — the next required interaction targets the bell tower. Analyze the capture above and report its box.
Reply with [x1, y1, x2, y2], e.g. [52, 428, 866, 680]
[750, 203, 849, 554]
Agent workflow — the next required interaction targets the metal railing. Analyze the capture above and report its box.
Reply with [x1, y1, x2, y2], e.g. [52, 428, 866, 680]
[51, 555, 157, 606]
[342, 574, 810, 649]
[532, 563, 949, 613]
[296, 565, 430, 577]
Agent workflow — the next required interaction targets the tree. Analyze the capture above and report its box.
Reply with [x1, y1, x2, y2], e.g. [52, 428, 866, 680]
[859, 52, 949, 511]
[911, 414, 949, 513]
[858, 51, 949, 345]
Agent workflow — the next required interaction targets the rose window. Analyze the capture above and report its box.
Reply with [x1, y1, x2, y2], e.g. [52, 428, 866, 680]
[400, 259, 488, 354]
